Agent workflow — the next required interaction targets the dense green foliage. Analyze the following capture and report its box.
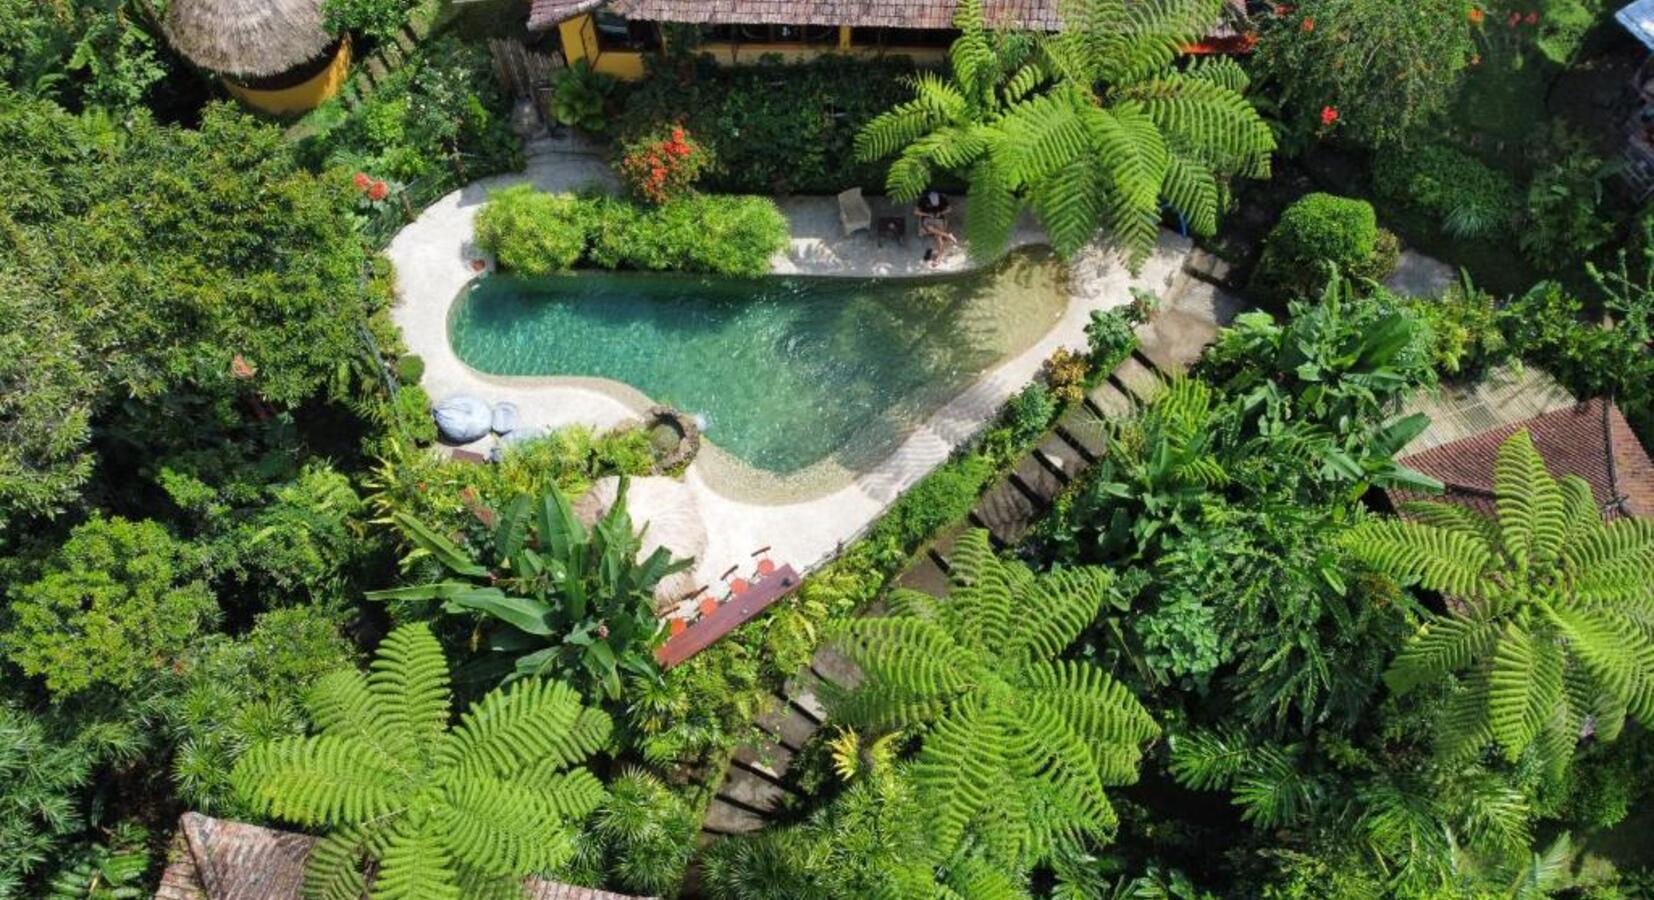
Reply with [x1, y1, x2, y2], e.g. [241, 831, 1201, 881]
[231, 623, 612, 898]
[321, 0, 420, 42]
[1346, 429, 1654, 768]
[1253, 0, 1479, 150]
[1250, 193, 1397, 299]
[477, 187, 788, 277]
[371, 479, 688, 700]
[619, 54, 914, 195]
[1373, 142, 1520, 240]
[0, 0, 172, 111]
[856, 0, 1274, 263]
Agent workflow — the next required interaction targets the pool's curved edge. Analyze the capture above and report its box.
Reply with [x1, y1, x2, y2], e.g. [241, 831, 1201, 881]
[385, 158, 1194, 617]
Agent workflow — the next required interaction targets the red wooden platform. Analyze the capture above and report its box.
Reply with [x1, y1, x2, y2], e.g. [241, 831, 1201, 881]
[656, 564, 801, 668]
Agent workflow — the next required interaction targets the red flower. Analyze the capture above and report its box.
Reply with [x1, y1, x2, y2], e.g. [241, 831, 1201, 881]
[1320, 105, 1339, 126]
[353, 171, 370, 191]
[1301, 15, 1314, 31]
[367, 180, 389, 202]
[1507, 11, 1520, 25]
[1524, 10, 1538, 23]
[1468, 7, 1484, 23]
[671, 126, 685, 142]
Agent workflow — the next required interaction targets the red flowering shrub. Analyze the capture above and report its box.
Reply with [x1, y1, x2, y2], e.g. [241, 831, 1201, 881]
[617, 125, 713, 205]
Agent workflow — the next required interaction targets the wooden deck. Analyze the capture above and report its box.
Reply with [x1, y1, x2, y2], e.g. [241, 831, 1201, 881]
[655, 565, 801, 668]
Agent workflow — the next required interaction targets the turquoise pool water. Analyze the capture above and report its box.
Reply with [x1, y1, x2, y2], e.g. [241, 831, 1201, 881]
[448, 251, 1067, 475]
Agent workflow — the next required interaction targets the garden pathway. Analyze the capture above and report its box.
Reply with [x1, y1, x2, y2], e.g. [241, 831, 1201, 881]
[695, 262, 1241, 841]
[388, 141, 1193, 627]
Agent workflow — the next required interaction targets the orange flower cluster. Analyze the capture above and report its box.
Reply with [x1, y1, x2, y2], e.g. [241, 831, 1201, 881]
[618, 125, 711, 205]
[354, 171, 390, 203]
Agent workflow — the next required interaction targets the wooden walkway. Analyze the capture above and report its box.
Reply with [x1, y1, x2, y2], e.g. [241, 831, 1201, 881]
[697, 265, 1237, 838]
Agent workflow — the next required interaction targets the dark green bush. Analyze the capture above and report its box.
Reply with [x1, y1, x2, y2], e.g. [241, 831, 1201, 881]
[475, 185, 590, 275]
[1085, 307, 1139, 371]
[1251, 193, 1394, 298]
[1005, 383, 1058, 445]
[588, 194, 788, 277]
[618, 54, 916, 194]
[1372, 143, 1518, 240]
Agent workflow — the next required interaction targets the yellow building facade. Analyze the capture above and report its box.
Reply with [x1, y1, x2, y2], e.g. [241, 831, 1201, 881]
[555, 13, 948, 80]
[223, 38, 353, 116]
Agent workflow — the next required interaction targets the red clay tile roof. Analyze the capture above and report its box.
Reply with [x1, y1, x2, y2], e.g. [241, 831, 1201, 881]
[1388, 398, 1654, 522]
[156, 813, 648, 900]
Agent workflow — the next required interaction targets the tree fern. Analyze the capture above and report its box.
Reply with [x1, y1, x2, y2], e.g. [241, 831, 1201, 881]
[828, 530, 1156, 870]
[1344, 429, 1654, 764]
[231, 623, 611, 900]
[856, 0, 1272, 265]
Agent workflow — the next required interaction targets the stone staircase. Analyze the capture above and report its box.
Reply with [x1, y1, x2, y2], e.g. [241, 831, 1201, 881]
[698, 269, 1239, 839]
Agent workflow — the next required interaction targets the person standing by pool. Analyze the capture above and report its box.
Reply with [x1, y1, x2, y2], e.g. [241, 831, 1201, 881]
[916, 190, 958, 267]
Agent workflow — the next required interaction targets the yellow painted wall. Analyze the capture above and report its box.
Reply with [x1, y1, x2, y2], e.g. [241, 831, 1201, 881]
[225, 37, 352, 116]
[557, 14, 946, 80]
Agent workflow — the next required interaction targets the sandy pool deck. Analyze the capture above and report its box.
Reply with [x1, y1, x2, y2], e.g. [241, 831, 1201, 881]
[387, 136, 1192, 615]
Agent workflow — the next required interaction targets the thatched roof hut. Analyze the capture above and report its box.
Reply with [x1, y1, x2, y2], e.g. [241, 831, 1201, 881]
[164, 0, 335, 79]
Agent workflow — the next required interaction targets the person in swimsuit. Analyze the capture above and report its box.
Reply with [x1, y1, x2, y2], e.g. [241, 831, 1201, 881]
[915, 190, 958, 266]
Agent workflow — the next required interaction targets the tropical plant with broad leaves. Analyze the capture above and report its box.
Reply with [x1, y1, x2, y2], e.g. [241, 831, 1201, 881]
[1343, 429, 1654, 769]
[855, 0, 1273, 263]
[827, 529, 1158, 869]
[369, 478, 690, 699]
[230, 623, 610, 900]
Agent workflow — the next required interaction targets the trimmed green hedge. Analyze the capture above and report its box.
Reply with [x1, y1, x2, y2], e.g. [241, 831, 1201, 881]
[475, 188, 788, 277]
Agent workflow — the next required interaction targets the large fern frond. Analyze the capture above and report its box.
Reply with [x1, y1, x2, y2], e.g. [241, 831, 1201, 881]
[1493, 429, 1567, 568]
[443, 678, 612, 780]
[1487, 623, 1565, 760]
[1385, 616, 1500, 695]
[233, 736, 407, 827]
[373, 815, 463, 900]
[1343, 519, 1495, 601]
[369, 624, 453, 766]
[1003, 568, 1112, 665]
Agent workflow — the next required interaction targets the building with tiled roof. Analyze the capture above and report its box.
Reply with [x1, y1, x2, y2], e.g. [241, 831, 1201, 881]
[155, 813, 647, 900]
[530, 0, 1252, 80]
[1386, 397, 1654, 522]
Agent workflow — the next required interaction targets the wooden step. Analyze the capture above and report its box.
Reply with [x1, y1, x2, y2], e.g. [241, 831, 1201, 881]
[1135, 310, 1218, 375]
[755, 701, 820, 751]
[717, 769, 793, 813]
[810, 646, 863, 689]
[731, 739, 794, 781]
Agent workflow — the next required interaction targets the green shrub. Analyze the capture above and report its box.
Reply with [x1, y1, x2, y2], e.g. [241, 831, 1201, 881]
[618, 54, 916, 194]
[562, 769, 697, 895]
[393, 352, 424, 383]
[549, 59, 621, 133]
[1520, 146, 1616, 270]
[1372, 143, 1519, 240]
[1086, 307, 1139, 371]
[1251, 193, 1393, 298]
[866, 455, 992, 564]
[1004, 383, 1058, 445]
[475, 185, 590, 275]
[1405, 277, 1509, 378]
[590, 194, 788, 277]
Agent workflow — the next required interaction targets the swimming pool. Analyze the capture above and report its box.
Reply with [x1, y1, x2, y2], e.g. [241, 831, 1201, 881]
[448, 250, 1068, 477]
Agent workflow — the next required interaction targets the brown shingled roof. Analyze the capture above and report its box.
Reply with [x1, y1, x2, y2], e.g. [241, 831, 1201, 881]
[156, 813, 648, 900]
[1387, 398, 1654, 522]
[528, 0, 610, 30]
[608, 0, 1061, 29]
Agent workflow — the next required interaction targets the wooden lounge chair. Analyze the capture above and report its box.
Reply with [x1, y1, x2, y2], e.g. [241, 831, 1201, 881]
[838, 187, 872, 238]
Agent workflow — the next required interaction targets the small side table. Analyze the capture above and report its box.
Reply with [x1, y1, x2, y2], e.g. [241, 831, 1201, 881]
[876, 215, 907, 248]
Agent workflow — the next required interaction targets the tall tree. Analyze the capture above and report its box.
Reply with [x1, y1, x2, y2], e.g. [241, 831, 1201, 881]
[855, 0, 1273, 263]
[1344, 429, 1654, 768]
[828, 529, 1157, 871]
[231, 623, 611, 900]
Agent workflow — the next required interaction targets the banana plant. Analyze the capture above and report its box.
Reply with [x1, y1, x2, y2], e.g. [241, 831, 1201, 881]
[368, 477, 690, 700]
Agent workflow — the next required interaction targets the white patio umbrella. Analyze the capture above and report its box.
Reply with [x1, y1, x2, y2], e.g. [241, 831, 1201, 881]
[572, 476, 705, 612]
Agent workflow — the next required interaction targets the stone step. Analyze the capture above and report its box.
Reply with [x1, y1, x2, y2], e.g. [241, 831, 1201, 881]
[810, 646, 863, 689]
[1135, 309, 1218, 376]
[1086, 381, 1134, 419]
[783, 670, 830, 723]
[928, 522, 968, 568]
[717, 769, 793, 813]
[703, 797, 768, 834]
[1034, 432, 1087, 482]
[755, 701, 820, 751]
[893, 554, 949, 597]
[1057, 406, 1109, 460]
[731, 738, 795, 781]
[971, 478, 1039, 546]
[1011, 453, 1064, 504]
[1113, 354, 1165, 405]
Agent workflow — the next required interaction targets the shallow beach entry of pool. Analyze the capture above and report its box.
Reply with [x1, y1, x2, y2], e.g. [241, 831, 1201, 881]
[449, 250, 1068, 479]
